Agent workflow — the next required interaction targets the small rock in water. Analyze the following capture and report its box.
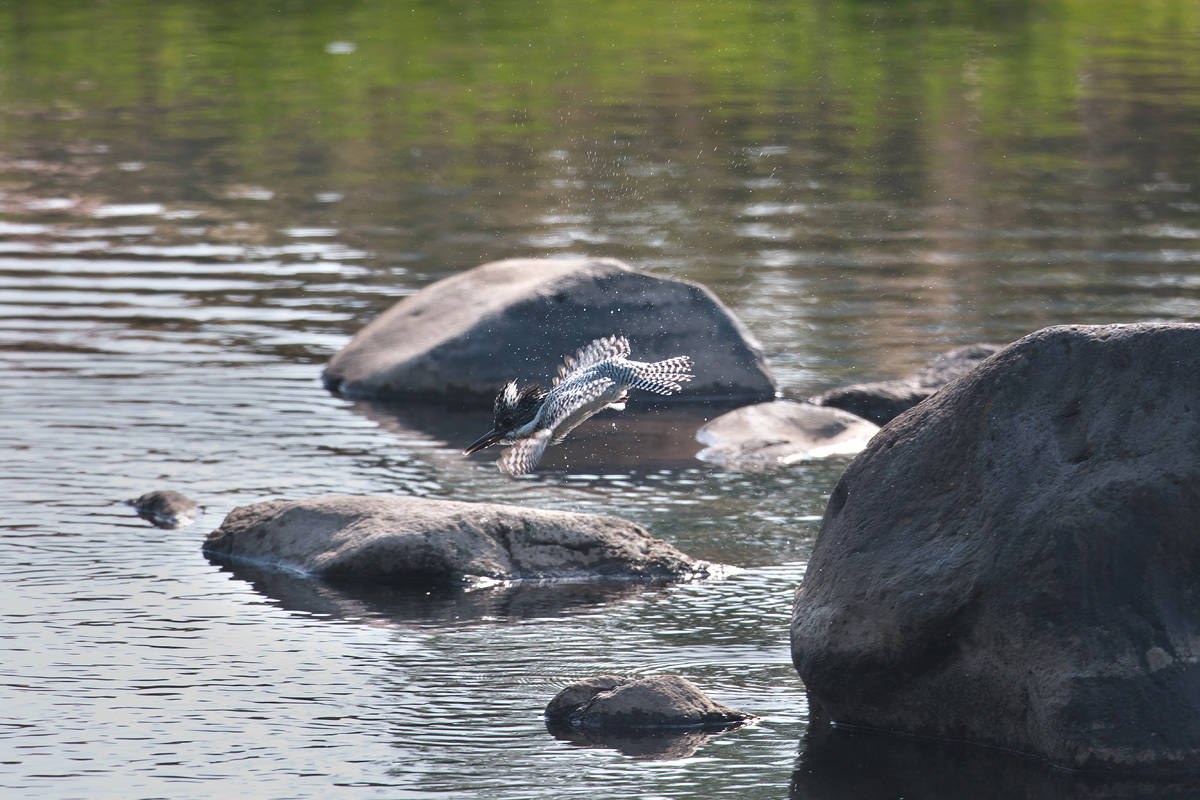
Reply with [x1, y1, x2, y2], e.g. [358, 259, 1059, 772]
[696, 400, 880, 465]
[545, 674, 754, 730]
[127, 490, 199, 529]
[544, 674, 754, 758]
[810, 343, 1003, 425]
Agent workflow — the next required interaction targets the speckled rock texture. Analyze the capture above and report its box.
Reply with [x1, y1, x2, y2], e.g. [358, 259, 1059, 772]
[545, 675, 753, 730]
[809, 343, 1002, 425]
[695, 400, 880, 464]
[791, 323, 1200, 771]
[202, 495, 716, 586]
[321, 257, 776, 404]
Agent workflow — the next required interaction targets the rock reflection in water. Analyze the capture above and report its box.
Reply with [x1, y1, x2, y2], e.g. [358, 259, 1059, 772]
[791, 722, 1200, 800]
[351, 398, 737, 473]
[209, 556, 651, 627]
[545, 717, 736, 760]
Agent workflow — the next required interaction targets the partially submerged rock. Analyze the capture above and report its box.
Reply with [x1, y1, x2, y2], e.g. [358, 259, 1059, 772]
[202, 495, 717, 586]
[809, 343, 1002, 425]
[322, 257, 776, 404]
[546, 675, 753, 730]
[791, 323, 1200, 771]
[126, 490, 199, 529]
[695, 400, 880, 465]
[544, 675, 755, 759]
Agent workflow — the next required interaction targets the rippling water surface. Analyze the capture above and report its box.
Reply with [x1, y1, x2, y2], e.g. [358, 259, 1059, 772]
[3, 2, 1200, 798]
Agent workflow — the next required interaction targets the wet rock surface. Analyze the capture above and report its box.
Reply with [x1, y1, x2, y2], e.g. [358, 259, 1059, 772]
[695, 400, 880, 465]
[791, 323, 1200, 771]
[809, 343, 1002, 425]
[126, 490, 199, 529]
[322, 257, 776, 404]
[545, 675, 754, 731]
[202, 495, 717, 586]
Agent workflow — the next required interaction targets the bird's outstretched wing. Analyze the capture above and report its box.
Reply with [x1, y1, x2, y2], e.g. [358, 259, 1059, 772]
[542, 375, 616, 445]
[498, 430, 553, 475]
[554, 335, 630, 385]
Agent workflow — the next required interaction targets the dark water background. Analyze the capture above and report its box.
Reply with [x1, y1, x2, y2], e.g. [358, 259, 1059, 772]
[3, 2, 1200, 798]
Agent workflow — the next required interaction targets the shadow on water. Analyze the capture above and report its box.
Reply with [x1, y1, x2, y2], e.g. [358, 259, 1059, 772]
[351, 397, 745, 473]
[208, 556, 656, 627]
[546, 717, 749, 761]
[790, 722, 1200, 800]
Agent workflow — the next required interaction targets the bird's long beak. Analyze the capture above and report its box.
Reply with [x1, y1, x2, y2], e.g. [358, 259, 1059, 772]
[463, 429, 504, 455]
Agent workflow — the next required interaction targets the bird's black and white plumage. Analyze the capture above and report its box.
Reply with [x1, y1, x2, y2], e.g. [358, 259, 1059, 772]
[463, 335, 693, 474]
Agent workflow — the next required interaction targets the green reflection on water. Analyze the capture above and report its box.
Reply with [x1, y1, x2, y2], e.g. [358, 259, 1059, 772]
[1, 0, 1198, 386]
[2, 0, 1197, 181]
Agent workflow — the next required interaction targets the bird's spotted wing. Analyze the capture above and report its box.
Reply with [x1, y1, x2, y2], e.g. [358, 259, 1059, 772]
[498, 430, 553, 475]
[555, 335, 630, 385]
[542, 375, 617, 445]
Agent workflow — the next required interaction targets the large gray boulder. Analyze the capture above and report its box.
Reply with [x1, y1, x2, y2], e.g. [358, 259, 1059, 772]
[322, 257, 776, 404]
[791, 323, 1200, 771]
[809, 343, 1002, 425]
[202, 495, 716, 586]
[696, 400, 880, 465]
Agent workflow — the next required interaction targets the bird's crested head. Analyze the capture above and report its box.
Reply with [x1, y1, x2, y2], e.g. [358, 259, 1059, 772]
[494, 379, 546, 431]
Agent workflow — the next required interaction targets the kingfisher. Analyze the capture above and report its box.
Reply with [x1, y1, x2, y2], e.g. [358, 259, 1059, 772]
[463, 335, 693, 474]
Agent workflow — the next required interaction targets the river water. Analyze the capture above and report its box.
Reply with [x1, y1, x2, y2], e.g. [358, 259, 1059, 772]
[3, 3, 1200, 799]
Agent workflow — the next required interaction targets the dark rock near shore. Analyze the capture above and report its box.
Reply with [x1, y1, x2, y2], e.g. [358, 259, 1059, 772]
[545, 675, 754, 731]
[791, 323, 1200, 771]
[202, 495, 717, 586]
[809, 343, 1002, 425]
[126, 490, 199, 528]
[696, 400, 880, 465]
[322, 257, 776, 404]
[808, 380, 929, 427]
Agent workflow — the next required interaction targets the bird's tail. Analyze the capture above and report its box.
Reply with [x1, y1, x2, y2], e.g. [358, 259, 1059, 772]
[630, 355, 693, 395]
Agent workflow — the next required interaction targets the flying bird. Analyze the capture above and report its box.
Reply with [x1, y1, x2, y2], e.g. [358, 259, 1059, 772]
[463, 335, 693, 474]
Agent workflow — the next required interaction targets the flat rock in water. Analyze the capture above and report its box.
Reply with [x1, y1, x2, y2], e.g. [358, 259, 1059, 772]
[695, 400, 880, 464]
[791, 323, 1200, 771]
[545, 675, 754, 730]
[321, 257, 776, 404]
[809, 343, 1002, 425]
[127, 490, 199, 528]
[202, 495, 716, 586]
